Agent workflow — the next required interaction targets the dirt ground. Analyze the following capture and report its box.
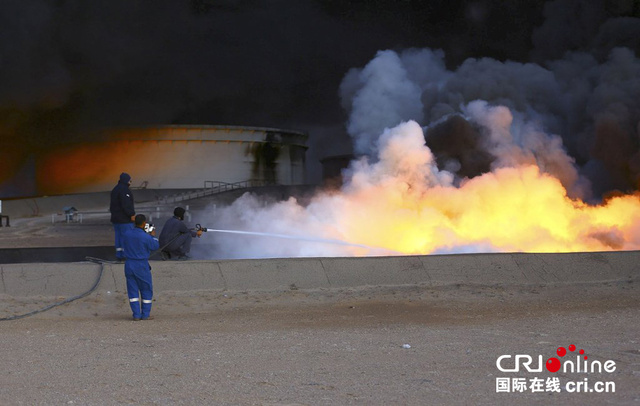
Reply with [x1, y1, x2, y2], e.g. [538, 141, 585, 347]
[1, 211, 640, 404]
[1, 281, 639, 405]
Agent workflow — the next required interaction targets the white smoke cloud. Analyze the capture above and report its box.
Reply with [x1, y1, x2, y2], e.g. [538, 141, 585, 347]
[198, 44, 640, 259]
[340, 50, 424, 156]
[203, 194, 361, 258]
[460, 100, 588, 198]
[346, 121, 453, 194]
[206, 120, 449, 258]
[200, 100, 639, 258]
[342, 45, 640, 199]
[202, 112, 578, 258]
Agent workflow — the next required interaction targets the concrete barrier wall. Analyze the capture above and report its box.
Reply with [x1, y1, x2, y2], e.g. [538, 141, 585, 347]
[0, 251, 638, 297]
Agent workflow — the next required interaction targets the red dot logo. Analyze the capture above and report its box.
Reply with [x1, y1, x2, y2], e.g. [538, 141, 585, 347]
[568, 344, 576, 352]
[546, 357, 561, 373]
[557, 347, 566, 357]
[579, 349, 584, 355]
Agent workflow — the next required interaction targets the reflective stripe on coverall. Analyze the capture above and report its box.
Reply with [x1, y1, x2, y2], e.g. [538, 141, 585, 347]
[123, 227, 159, 318]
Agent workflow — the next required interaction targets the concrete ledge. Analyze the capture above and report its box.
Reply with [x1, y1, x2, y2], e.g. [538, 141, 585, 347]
[219, 258, 329, 291]
[0, 251, 638, 297]
[321, 256, 427, 287]
[0, 263, 103, 297]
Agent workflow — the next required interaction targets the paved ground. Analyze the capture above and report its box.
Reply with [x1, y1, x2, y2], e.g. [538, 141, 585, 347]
[0, 214, 114, 249]
[1, 282, 639, 405]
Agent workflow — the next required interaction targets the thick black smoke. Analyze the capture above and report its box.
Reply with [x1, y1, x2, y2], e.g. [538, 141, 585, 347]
[0, 0, 638, 198]
[340, 1, 640, 200]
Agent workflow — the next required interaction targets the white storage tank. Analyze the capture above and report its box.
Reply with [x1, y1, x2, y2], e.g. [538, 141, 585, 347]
[36, 125, 308, 194]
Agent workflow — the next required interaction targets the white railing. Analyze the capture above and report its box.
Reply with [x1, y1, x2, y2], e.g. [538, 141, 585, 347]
[50, 180, 272, 224]
[141, 180, 275, 221]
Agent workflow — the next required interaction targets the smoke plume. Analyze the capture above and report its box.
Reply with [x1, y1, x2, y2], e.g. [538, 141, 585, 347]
[205, 106, 640, 258]
[341, 45, 640, 199]
[205, 39, 640, 258]
[2, 0, 639, 197]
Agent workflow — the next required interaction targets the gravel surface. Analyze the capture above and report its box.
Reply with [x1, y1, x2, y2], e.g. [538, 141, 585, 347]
[1, 282, 638, 405]
[2, 204, 639, 405]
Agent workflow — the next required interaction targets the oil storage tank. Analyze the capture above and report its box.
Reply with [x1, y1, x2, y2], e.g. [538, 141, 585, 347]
[36, 125, 308, 195]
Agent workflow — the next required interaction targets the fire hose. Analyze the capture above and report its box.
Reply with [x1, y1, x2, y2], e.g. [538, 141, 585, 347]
[0, 260, 105, 321]
[0, 228, 196, 321]
[0, 225, 366, 320]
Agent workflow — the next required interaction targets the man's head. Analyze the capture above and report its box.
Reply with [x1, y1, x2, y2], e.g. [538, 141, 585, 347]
[120, 172, 132, 185]
[174, 207, 186, 220]
[134, 214, 147, 228]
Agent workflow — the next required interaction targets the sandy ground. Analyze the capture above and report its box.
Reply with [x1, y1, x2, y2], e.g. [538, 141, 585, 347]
[1, 209, 640, 404]
[1, 281, 639, 405]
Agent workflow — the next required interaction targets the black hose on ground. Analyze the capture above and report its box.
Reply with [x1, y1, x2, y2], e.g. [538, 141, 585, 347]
[0, 228, 196, 320]
[0, 258, 105, 321]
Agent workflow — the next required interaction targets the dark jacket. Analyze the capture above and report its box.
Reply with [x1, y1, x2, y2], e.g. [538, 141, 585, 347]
[110, 179, 135, 224]
[159, 216, 196, 247]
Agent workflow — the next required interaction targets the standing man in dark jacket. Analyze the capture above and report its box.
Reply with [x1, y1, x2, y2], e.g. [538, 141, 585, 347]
[159, 207, 202, 260]
[110, 172, 135, 262]
[123, 214, 159, 320]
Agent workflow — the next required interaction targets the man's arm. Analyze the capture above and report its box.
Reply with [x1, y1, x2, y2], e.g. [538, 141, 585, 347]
[147, 233, 160, 252]
[178, 220, 191, 234]
[176, 219, 203, 237]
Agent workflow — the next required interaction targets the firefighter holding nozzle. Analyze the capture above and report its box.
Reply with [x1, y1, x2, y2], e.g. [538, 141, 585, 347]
[158, 207, 203, 260]
[122, 214, 159, 321]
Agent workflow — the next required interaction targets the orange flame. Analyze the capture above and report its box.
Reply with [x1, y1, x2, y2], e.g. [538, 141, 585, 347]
[294, 117, 640, 255]
[212, 119, 640, 258]
[37, 142, 140, 194]
[326, 164, 640, 254]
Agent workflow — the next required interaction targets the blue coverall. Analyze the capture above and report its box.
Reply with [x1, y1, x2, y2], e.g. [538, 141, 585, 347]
[122, 226, 159, 319]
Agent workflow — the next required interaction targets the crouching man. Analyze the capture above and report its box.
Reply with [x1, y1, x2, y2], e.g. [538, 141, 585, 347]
[123, 214, 159, 321]
[158, 207, 202, 260]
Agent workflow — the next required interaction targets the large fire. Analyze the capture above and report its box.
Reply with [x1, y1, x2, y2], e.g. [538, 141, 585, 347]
[330, 164, 639, 254]
[317, 121, 640, 255]
[206, 47, 640, 258]
[211, 119, 640, 258]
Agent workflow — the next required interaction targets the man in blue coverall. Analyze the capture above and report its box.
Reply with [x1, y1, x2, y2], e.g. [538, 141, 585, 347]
[110, 172, 136, 262]
[123, 214, 159, 321]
